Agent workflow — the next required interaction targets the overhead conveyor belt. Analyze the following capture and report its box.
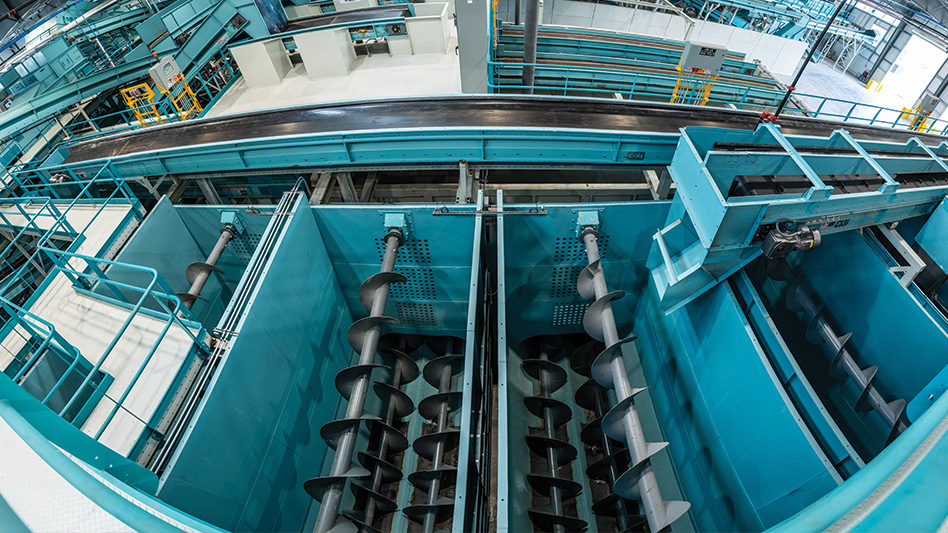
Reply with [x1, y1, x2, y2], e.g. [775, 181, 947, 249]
[58, 96, 948, 176]
[284, 5, 413, 31]
[62, 96, 945, 159]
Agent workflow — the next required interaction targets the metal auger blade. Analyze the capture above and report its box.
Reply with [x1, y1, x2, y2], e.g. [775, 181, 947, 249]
[424, 335, 462, 356]
[379, 348, 420, 384]
[577, 259, 603, 301]
[527, 474, 584, 499]
[586, 448, 632, 480]
[357, 451, 403, 484]
[600, 390, 648, 442]
[407, 466, 458, 491]
[654, 501, 693, 531]
[522, 358, 569, 392]
[413, 430, 461, 460]
[582, 290, 626, 342]
[358, 272, 407, 312]
[304, 462, 371, 501]
[403, 498, 455, 525]
[590, 337, 637, 389]
[422, 355, 465, 386]
[590, 493, 646, 526]
[372, 382, 414, 419]
[321, 416, 381, 450]
[785, 273, 910, 444]
[854, 366, 880, 412]
[612, 441, 672, 498]
[828, 333, 854, 379]
[340, 511, 381, 533]
[418, 391, 463, 420]
[312, 230, 405, 533]
[175, 292, 205, 306]
[574, 378, 601, 411]
[580, 416, 606, 446]
[335, 364, 390, 400]
[570, 340, 603, 377]
[185, 261, 224, 285]
[349, 483, 398, 514]
[523, 396, 573, 427]
[348, 316, 399, 353]
[886, 399, 907, 444]
[527, 507, 589, 532]
[525, 435, 578, 464]
[363, 419, 410, 454]
[803, 304, 829, 345]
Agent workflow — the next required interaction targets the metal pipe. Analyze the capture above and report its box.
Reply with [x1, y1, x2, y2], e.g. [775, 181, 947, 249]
[793, 284, 906, 435]
[592, 387, 631, 531]
[314, 232, 401, 533]
[581, 228, 683, 532]
[522, 0, 539, 93]
[422, 338, 456, 533]
[181, 226, 235, 310]
[773, 0, 846, 119]
[538, 349, 566, 533]
[362, 366, 403, 526]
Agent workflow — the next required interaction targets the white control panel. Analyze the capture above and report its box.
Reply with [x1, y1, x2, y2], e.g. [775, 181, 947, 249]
[916, 93, 941, 114]
[148, 56, 183, 92]
[680, 42, 727, 75]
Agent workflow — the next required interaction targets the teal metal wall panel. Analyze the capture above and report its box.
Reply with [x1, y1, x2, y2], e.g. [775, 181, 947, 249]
[769, 390, 948, 532]
[107, 198, 273, 327]
[310, 205, 479, 336]
[158, 198, 353, 531]
[916, 198, 948, 274]
[501, 201, 670, 345]
[796, 231, 948, 418]
[635, 277, 840, 531]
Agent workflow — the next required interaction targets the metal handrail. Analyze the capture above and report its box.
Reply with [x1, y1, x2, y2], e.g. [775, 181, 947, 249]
[6, 51, 237, 165]
[488, 58, 948, 135]
[0, 296, 82, 384]
[37, 246, 205, 438]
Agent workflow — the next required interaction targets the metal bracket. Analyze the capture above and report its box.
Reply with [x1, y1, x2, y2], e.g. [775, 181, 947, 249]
[432, 203, 546, 216]
[383, 212, 413, 240]
[220, 210, 246, 235]
[575, 210, 600, 236]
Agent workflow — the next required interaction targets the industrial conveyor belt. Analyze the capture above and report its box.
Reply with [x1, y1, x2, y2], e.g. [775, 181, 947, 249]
[63, 96, 947, 164]
[285, 5, 413, 31]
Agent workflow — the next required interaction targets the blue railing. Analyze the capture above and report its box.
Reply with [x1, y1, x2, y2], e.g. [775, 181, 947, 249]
[35, 246, 205, 439]
[0, 162, 143, 302]
[11, 51, 238, 165]
[0, 297, 84, 387]
[489, 59, 948, 136]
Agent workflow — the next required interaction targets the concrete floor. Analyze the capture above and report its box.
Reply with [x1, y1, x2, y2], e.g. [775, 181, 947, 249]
[205, 37, 461, 118]
[778, 60, 909, 127]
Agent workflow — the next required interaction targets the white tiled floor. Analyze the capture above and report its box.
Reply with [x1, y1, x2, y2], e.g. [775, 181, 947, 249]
[205, 38, 461, 117]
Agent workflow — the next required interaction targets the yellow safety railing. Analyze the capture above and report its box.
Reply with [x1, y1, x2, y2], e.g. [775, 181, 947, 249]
[670, 57, 718, 106]
[120, 83, 164, 127]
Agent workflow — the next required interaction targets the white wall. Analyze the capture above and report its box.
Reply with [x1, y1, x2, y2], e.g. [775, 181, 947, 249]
[547, 0, 807, 77]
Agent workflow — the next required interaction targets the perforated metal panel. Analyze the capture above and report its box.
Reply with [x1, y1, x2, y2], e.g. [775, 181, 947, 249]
[550, 265, 583, 298]
[375, 238, 432, 264]
[552, 302, 589, 326]
[390, 266, 437, 300]
[396, 302, 437, 326]
[552, 235, 609, 262]
[230, 232, 263, 265]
